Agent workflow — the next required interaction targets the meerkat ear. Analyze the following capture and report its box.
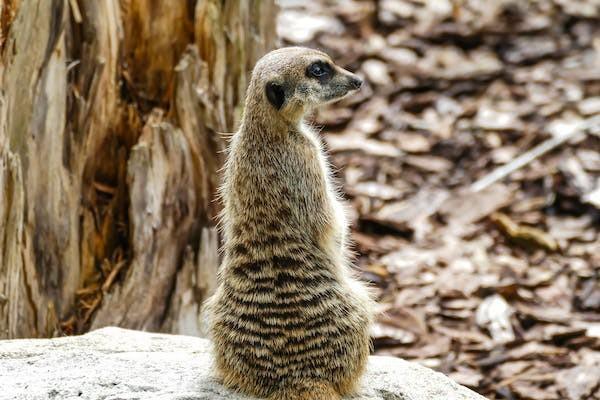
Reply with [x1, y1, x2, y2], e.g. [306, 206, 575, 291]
[265, 82, 286, 110]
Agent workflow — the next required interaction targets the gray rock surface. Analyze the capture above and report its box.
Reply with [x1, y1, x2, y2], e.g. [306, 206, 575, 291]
[0, 327, 486, 400]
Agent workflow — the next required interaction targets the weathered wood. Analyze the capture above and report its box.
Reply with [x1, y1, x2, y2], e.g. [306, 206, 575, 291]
[0, 0, 276, 339]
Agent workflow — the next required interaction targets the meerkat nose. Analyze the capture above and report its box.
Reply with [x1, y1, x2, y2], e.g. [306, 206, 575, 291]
[349, 76, 363, 89]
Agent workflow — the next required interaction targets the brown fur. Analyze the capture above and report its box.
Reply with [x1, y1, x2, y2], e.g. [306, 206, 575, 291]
[206, 47, 373, 400]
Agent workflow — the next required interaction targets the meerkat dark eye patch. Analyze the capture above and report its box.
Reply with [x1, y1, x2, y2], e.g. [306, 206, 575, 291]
[306, 61, 333, 83]
[265, 82, 286, 110]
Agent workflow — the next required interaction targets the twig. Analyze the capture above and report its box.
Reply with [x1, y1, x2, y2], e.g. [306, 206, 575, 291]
[81, 295, 102, 326]
[102, 259, 127, 293]
[68, 0, 83, 24]
[471, 115, 600, 192]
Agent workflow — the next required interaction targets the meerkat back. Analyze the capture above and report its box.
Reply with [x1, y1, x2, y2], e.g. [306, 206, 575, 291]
[206, 47, 373, 400]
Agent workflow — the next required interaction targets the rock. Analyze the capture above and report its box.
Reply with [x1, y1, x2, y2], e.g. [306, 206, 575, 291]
[0, 327, 486, 400]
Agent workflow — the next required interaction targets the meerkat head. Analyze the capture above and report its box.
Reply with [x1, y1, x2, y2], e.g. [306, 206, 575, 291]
[246, 47, 363, 123]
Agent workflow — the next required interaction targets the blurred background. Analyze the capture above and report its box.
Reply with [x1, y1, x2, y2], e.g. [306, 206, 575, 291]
[1, 1, 599, 399]
[276, 1, 600, 399]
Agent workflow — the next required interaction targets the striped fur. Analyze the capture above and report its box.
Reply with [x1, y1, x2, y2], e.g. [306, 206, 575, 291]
[206, 47, 373, 400]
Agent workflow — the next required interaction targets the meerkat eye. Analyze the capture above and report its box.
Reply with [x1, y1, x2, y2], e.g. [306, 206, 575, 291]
[307, 61, 332, 80]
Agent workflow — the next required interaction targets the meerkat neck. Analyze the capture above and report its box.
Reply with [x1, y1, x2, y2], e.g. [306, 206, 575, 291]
[242, 109, 301, 140]
[241, 86, 307, 135]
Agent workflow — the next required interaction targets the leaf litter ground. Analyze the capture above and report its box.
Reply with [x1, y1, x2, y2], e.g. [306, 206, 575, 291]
[278, 1, 599, 399]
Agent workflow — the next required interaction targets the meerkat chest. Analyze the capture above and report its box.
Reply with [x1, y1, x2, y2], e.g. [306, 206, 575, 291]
[298, 125, 337, 195]
[298, 125, 347, 239]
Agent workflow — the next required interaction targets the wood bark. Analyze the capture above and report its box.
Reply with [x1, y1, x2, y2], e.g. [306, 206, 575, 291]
[0, 0, 276, 339]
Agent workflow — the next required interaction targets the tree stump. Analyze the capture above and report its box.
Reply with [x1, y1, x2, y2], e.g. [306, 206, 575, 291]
[0, 0, 277, 339]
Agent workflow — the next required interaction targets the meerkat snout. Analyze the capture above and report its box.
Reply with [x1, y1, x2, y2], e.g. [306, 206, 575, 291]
[301, 58, 363, 105]
[348, 75, 363, 89]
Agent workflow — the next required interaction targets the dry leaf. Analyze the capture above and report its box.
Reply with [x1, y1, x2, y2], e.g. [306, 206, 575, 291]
[491, 213, 559, 251]
[476, 294, 515, 343]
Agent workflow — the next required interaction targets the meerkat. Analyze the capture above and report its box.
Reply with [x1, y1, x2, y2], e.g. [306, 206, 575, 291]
[205, 47, 373, 400]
